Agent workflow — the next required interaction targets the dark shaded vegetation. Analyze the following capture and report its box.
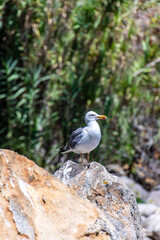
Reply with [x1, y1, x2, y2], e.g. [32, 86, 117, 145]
[0, 0, 160, 172]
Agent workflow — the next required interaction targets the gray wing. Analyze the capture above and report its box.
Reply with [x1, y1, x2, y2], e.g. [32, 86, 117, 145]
[67, 127, 83, 148]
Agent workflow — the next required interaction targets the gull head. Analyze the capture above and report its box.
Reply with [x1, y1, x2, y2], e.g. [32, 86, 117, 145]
[85, 111, 107, 124]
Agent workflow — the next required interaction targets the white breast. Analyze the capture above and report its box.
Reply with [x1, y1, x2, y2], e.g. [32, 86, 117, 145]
[73, 121, 101, 154]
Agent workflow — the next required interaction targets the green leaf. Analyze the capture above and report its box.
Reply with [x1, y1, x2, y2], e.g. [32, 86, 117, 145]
[34, 75, 52, 87]
[0, 94, 6, 99]
[8, 73, 20, 82]
[6, 59, 18, 75]
[8, 87, 26, 100]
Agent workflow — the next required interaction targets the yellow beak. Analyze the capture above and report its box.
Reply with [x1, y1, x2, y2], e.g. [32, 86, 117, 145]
[97, 115, 107, 120]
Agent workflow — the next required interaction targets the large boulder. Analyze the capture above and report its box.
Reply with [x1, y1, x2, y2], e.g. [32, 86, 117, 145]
[54, 160, 144, 240]
[0, 150, 144, 239]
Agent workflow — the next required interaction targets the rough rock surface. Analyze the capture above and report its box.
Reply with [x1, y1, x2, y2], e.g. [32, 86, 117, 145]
[0, 149, 112, 240]
[0, 149, 144, 240]
[119, 176, 149, 202]
[54, 160, 144, 240]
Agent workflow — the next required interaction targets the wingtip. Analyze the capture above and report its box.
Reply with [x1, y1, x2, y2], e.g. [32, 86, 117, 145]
[60, 146, 70, 153]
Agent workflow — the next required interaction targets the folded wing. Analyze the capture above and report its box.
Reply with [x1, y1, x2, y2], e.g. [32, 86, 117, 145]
[67, 127, 83, 148]
[60, 127, 83, 152]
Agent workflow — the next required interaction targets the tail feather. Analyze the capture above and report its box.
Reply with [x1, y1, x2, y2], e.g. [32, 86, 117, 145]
[60, 146, 71, 153]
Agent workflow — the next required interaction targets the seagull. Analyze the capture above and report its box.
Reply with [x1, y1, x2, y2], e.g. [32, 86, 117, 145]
[60, 111, 107, 163]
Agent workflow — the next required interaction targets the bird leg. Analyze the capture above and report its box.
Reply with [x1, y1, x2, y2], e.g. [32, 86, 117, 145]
[80, 153, 83, 163]
[87, 153, 90, 163]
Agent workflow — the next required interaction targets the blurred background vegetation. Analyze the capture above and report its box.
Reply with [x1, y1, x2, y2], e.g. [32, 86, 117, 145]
[0, 0, 160, 173]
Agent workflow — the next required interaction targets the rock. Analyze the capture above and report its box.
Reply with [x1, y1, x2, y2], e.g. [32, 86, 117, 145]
[132, 161, 160, 191]
[138, 203, 157, 217]
[138, 203, 160, 240]
[119, 176, 149, 202]
[54, 160, 144, 240]
[153, 185, 160, 191]
[143, 213, 160, 240]
[105, 164, 125, 176]
[153, 224, 160, 240]
[0, 150, 116, 240]
[146, 187, 160, 207]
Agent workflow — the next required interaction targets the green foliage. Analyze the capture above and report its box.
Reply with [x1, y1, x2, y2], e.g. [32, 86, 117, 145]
[0, 58, 54, 164]
[136, 197, 145, 204]
[0, 0, 160, 168]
